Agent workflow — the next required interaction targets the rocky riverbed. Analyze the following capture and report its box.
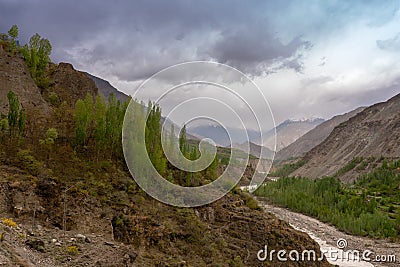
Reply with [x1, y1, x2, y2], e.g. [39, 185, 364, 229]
[256, 197, 400, 267]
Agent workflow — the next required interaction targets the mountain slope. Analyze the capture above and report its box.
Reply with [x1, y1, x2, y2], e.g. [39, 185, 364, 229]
[187, 124, 261, 147]
[235, 141, 274, 159]
[0, 45, 50, 119]
[292, 93, 400, 181]
[0, 45, 330, 266]
[47, 63, 98, 107]
[86, 73, 128, 102]
[263, 118, 325, 151]
[275, 107, 365, 162]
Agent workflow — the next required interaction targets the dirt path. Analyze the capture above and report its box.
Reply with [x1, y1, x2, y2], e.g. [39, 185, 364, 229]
[256, 197, 400, 267]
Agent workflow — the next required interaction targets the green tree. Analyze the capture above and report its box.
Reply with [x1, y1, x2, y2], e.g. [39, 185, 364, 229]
[20, 33, 52, 87]
[179, 124, 188, 156]
[93, 95, 107, 154]
[74, 99, 89, 146]
[7, 25, 18, 53]
[17, 108, 26, 136]
[7, 91, 19, 137]
[0, 118, 8, 142]
[39, 128, 58, 159]
[145, 103, 166, 175]
[40, 128, 58, 145]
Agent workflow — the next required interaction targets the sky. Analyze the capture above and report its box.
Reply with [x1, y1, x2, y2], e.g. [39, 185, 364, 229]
[1, 0, 400, 129]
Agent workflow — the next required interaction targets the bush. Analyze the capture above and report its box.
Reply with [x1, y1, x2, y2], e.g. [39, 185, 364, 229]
[67, 245, 79, 254]
[48, 92, 60, 106]
[16, 149, 43, 175]
[2, 218, 17, 228]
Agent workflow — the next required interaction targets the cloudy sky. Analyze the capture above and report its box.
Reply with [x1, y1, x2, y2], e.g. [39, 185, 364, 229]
[1, 0, 400, 128]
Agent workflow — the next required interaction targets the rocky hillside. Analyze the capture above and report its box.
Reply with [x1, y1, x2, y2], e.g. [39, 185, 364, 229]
[0, 44, 330, 266]
[46, 63, 98, 107]
[234, 141, 274, 160]
[292, 93, 400, 181]
[263, 118, 324, 152]
[0, 162, 328, 266]
[86, 73, 128, 102]
[275, 107, 365, 163]
[0, 45, 50, 120]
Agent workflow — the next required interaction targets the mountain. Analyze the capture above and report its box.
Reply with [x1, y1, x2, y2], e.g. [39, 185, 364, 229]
[235, 141, 274, 159]
[263, 118, 325, 151]
[275, 107, 365, 162]
[292, 93, 400, 181]
[86, 73, 128, 102]
[0, 42, 330, 265]
[187, 124, 261, 147]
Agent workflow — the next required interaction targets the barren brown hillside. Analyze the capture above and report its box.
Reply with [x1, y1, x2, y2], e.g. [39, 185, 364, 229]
[292, 93, 400, 181]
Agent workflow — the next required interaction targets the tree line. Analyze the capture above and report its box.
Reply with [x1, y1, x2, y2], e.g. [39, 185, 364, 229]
[255, 174, 398, 238]
[72, 94, 220, 186]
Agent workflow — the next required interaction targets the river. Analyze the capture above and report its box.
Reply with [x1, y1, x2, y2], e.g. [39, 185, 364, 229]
[256, 198, 400, 267]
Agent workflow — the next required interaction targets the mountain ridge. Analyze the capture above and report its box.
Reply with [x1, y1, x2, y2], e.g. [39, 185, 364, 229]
[292, 93, 400, 182]
[275, 107, 365, 162]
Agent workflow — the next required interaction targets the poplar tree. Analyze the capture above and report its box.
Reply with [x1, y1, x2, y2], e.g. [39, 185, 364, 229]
[7, 91, 19, 137]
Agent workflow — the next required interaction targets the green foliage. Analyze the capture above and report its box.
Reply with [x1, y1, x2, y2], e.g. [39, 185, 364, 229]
[71, 95, 219, 186]
[255, 174, 398, 238]
[240, 192, 259, 210]
[0, 118, 8, 142]
[179, 124, 188, 156]
[7, 91, 19, 133]
[48, 92, 59, 106]
[335, 157, 363, 177]
[145, 103, 167, 175]
[270, 160, 305, 177]
[16, 149, 43, 175]
[228, 256, 244, 267]
[74, 99, 89, 146]
[40, 128, 58, 145]
[73, 93, 128, 159]
[17, 108, 26, 136]
[6, 91, 26, 138]
[20, 33, 52, 88]
[7, 25, 18, 53]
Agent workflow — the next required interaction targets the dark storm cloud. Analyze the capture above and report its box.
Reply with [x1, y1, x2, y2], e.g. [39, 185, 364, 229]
[0, 0, 311, 81]
[206, 30, 311, 75]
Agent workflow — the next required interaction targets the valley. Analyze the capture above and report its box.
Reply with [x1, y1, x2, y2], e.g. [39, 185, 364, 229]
[1, 5, 400, 265]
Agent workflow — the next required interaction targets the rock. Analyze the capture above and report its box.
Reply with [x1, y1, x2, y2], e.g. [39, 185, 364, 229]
[51, 238, 57, 243]
[55, 242, 62, 247]
[104, 241, 117, 248]
[123, 252, 137, 263]
[84, 237, 91, 243]
[75, 234, 86, 242]
[26, 239, 45, 252]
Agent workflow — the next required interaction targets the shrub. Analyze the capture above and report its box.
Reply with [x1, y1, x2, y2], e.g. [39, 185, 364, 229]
[16, 149, 43, 175]
[67, 245, 79, 254]
[2, 218, 17, 228]
[48, 92, 60, 106]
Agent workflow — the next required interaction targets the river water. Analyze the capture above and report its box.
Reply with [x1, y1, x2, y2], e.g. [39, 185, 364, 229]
[256, 198, 400, 267]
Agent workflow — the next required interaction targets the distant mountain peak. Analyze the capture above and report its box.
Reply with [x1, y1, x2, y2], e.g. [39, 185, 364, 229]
[284, 117, 325, 124]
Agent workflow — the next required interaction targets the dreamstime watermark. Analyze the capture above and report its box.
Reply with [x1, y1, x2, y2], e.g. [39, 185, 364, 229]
[257, 238, 397, 263]
[122, 61, 276, 207]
